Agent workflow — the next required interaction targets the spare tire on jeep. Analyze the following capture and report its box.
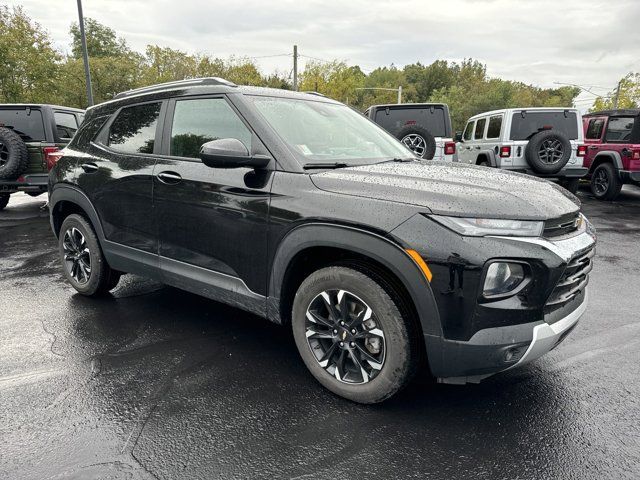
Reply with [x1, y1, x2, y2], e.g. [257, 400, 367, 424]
[0, 127, 29, 180]
[396, 124, 437, 160]
[524, 130, 571, 174]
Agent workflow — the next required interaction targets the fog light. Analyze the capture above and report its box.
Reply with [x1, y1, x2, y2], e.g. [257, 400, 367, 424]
[483, 262, 525, 297]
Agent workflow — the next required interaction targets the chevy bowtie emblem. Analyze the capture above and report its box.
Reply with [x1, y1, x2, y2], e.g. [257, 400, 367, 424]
[341, 330, 347, 341]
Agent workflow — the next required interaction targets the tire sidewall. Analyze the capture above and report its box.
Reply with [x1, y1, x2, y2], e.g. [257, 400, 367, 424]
[292, 266, 412, 404]
[525, 130, 571, 174]
[59, 214, 107, 295]
[591, 163, 621, 200]
[0, 127, 29, 180]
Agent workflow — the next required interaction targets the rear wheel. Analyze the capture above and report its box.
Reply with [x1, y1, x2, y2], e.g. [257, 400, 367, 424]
[0, 193, 9, 211]
[58, 214, 120, 295]
[292, 266, 418, 404]
[591, 163, 622, 200]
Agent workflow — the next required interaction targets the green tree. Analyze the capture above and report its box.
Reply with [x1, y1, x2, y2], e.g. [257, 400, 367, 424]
[0, 5, 61, 103]
[592, 73, 640, 111]
[69, 17, 130, 59]
[299, 61, 366, 104]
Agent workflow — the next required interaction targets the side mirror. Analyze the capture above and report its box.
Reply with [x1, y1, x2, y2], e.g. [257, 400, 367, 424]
[199, 138, 271, 169]
[455, 131, 463, 142]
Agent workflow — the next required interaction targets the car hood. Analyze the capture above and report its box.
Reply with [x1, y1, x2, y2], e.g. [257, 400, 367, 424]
[310, 161, 580, 220]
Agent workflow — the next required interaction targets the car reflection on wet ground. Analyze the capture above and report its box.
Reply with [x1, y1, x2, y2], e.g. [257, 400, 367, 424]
[1, 186, 639, 479]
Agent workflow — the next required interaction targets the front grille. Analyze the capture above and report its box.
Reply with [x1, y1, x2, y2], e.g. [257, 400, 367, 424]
[546, 247, 594, 308]
[543, 212, 580, 238]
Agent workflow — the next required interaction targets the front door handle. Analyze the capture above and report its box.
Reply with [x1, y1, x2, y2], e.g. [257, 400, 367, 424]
[157, 171, 182, 184]
[81, 162, 98, 173]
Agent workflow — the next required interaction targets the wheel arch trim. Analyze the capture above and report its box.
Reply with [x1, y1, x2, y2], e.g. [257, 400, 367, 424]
[591, 151, 623, 171]
[268, 222, 442, 338]
[49, 184, 106, 241]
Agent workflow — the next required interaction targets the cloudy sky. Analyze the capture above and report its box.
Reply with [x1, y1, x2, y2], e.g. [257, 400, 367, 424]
[7, 0, 640, 107]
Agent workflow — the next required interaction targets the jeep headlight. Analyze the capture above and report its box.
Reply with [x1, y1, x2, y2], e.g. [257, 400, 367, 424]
[431, 215, 544, 237]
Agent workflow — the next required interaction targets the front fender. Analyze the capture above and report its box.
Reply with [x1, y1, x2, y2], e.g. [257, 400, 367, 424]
[267, 222, 442, 340]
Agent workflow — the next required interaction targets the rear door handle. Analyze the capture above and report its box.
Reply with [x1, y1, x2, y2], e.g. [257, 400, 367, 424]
[157, 171, 182, 184]
[588, 145, 599, 150]
[81, 162, 98, 173]
[474, 146, 481, 149]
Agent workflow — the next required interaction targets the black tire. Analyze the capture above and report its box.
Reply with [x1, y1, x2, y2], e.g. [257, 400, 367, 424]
[0, 193, 9, 211]
[58, 214, 119, 296]
[524, 130, 571, 174]
[396, 125, 437, 160]
[560, 177, 580, 194]
[0, 127, 29, 180]
[590, 162, 622, 201]
[292, 266, 418, 404]
[477, 158, 490, 167]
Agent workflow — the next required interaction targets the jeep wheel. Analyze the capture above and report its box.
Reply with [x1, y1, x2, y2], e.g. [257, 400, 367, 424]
[0, 127, 29, 180]
[591, 163, 622, 201]
[59, 214, 120, 295]
[0, 193, 9, 211]
[524, 130, 571, 174]
[396, 125, 437, 160]
[292, 266, 418, 404]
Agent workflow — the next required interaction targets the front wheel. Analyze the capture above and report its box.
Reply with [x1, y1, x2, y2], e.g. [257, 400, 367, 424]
[591, 163, 622, 200]
[58, 214, 120, 295]
[0, 193, 9, 211]
[292, 266, 418, 404]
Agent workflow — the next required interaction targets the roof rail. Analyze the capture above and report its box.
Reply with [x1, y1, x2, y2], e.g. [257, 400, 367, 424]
[302, 91, 327, 98]
[114, 77, 236, 99]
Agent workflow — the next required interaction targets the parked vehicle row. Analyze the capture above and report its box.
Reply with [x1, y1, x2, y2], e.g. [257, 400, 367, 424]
[0, 104, 84, 210]
[44, 78, 596, 403]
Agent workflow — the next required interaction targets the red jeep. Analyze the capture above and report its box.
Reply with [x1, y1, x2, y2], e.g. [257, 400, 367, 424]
[582, 109, 640, 200]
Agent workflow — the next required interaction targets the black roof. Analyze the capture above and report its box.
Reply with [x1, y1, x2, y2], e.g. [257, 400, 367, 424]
[584, 109, 640, 117]
[0, 103, 85, 113]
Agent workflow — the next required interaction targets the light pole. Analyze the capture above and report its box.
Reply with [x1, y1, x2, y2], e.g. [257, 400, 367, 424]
[76, 0, 93, 106]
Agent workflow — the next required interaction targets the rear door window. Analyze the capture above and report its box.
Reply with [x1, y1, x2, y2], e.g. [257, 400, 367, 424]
[474, 118, 486, 140]
[586, 118, 605, 140]
[0, 108, 45, 141]
[374, 106, 447, 137]
[486, 115, 502, 139]
[604, 117, 634, 143]
[54, 112, 78, 140]
[107, 102, 162, 154]
[510, 111, 579, 140]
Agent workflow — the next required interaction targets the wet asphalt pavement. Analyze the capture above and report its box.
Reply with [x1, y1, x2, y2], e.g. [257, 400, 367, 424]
[1, 186, 639, 480]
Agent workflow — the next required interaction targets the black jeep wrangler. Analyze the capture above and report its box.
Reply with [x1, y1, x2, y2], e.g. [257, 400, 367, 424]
[0, 104, 84, 210]
[49, 78, 596, 403]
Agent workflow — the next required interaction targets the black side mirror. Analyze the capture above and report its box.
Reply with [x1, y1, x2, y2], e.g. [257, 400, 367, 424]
[455, 131, 463, 142]
[199, 138, 271, 169]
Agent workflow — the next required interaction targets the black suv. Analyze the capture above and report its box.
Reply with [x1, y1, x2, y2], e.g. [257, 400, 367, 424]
[49, 78, 596, 403]
[0, 104, 84, 210]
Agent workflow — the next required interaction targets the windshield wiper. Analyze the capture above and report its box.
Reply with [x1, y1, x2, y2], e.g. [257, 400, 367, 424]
[303, 162, 350, 170]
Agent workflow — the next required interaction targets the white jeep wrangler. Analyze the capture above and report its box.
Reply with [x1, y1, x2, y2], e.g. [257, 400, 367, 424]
[456, 108, 588, 193]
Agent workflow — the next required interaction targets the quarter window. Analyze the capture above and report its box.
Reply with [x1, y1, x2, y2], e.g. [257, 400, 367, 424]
[54, 112, 78, 140]
[586, 118, 605, 140]
[108, 102, 161, 154]
[170, 98, 252, 158]
[604, 117, 634, 143]
[463, 121, 475, 141]
[474, 118, 486, 140]
[486, 115, 502, 139]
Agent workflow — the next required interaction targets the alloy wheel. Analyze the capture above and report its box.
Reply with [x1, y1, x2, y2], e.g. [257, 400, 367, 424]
[62, 227, 92, 284]
[538, 139, 564, 164]
[593, 168, 609, 195]
[401, 134, 426, 158]
[305, 289, 385, 384]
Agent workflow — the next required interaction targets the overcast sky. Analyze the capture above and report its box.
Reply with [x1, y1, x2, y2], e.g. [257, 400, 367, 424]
[7, 0, 640, 107]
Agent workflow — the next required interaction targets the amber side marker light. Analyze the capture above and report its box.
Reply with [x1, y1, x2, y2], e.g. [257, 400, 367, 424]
[405, 249, 433, 282]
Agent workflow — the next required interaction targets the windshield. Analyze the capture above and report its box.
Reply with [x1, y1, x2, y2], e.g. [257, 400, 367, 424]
[249, 96, 414, 166]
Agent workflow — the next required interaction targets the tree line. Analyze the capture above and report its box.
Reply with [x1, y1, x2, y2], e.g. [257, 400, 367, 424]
[1, 5, 638, 131]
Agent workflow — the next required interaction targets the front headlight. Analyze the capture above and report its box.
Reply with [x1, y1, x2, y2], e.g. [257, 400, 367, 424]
[431, 215, 544, 237]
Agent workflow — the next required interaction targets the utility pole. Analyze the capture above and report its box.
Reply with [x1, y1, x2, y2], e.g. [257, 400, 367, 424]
[398, 85, 402, 104]
[613, 79, 622, 109]
[76, 0, 93, 106]
[293, 45, 298, 91]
